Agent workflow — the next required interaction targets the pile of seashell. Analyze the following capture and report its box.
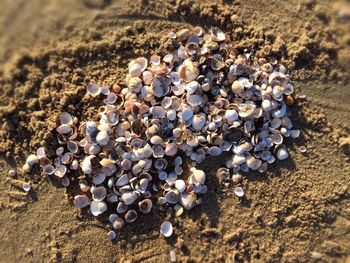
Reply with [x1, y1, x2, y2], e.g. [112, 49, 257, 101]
[22, 27, 299, 238]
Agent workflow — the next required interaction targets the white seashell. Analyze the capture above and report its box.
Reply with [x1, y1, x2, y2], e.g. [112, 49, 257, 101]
[74, 195, 90, 208]
[113, 216, 125, 229]
[209, 146, 222, 156]
[165, 143, 178, 156]
[121, 191, 138, 205]
[232, 154, 246, 165]
[150, 135, 163, 145]
[180, 192, 196, 210]
[174, 204, 184, 217]
[178, 59, 199, 82]
[185, 81, 199, 94]
[192, 114, 206, 132]
[90, 201, 107, 216]
[225, 110, 238, 122]
[129, 62, 142, 77]
[165, 191, 179, 204]
[181, 108, 193, 121]
[93, 174, 106, 185]
[246, 156, 262, 170]
[187, 94, 202, 106]
[107, 230, 116, 240]
[276, 145, 288, 160]
[116, 174, 129, 187]
[54, 165, 67, 178]
[116, 202, 128, 214]
[261, 100, 272, 111]
[272, 103, 286, 118]
[92, 186, 107, 201]
[191, 168, 205, 184]
[36, 147, 46, 159]
[87, 83, 101, 97]
[290, 129, 300, 138]
[270, 118, 282, 129]
[26, 154, 39, 166]
[60, 112, 73, 125]
[142, 70, 153, 85]
[81, 156, 92, 174]
[150, 106, 166, 118]
[160, 221, 173, 237]
[167, 109, 177, 121]
[96, 130, 110, 145]
[234, 187, 244, 197]
[175, 179, 186, 193]
[272, 85, 284, 99]
[210, 27, 226, 42]
[22, 182, 31, 192]
[61, 177, 70, 187]
[238, 103, 256, 118]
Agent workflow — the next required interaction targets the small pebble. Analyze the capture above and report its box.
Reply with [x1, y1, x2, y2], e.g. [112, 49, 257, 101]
[170, 250, 176, 262]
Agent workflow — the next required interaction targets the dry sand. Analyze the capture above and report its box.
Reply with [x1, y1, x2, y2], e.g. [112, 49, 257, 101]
[0, 0, 349, 262]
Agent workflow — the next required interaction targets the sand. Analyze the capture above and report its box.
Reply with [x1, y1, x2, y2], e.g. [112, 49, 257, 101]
[0, 0, 349, 262]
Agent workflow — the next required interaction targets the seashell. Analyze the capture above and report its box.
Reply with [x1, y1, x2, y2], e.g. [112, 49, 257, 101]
[125, 209, 138, 223]
[192, 114, 206, 132]
[87, 83, 101, 97]
[79, 180, 90, 192]
[232, 154, 246, 165]
[272, 102, 286, 118]
[61, 177, 70, 187]
[238, 103, 256, 118]
[113, 216, 125, 229]
[261, 100, 272, 111]
[67, 141, 79, 154]
[81, 156, 92, 174]
[159, 171, 168, 181]
[225, 110, 238, 122]
[175, 179, 186, 192]
[181, 108, 193, 121]
[272, 85, 284, 99]
[165, 190, 179, 204]
[210, 27, 226, 42]
[26, 154, 39, 167]
[276, 145, 288, 160]
[43, 164, 55, 175]
[121, 191, 138, 205]
[178, 59, 199, 82]
[174, 156, 182, 167]
[100, 158, 115, 169]
[107, 230, 116, 240]
[209, 146, 222, 156]
[191, 168, 205, 184]
[150, 106, 166, 118]
[138, 199, 153, 214]
[180, 192, 197, 210]
[154, 158, 168, 170]
[96, 130, 110, 145]
[290, 129, 300, 138]
[270, 133, 283, 145]
[22, 182, 31, 192]
[90, 201, 107, 216]
[165, 143, 178, 156]
[150, 135, 163, 145]
[246, 156, 262, 170]
[193, 26, 204, 36]
[54, 165, 67, 178]
[185, 81, 199, 94]
[174, 204, 184, 216]
[116, 202, 128, 214]
[73, 195, 90, 208]
[36, 147, 46, 160]
[234, 187, 244, 197]
[160, 221, 173, 237]
[270, 118, 282, 129]
[187, 94, 202, 106]
[298, 145, 307, 153]
[167, 109, 177, 121]
[92, 186, 107, 201]
[231, 173, 243, 184]
[93, 174, 106, 185]
[186, 133, 199, 147]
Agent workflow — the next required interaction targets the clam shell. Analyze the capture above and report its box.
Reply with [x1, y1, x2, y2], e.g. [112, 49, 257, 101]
[138, 199, 153, 214]
[90, 201, 107, 216]
[125, 209, 138, 223]
[92, 186, 107, 201]
[165, 143, 178, 156]
[121, 191, 138, 205]
[74, 195, 90, 208]
[165, 191, 179, 204]
[113, 216, 125, 229]
[181, 108, 193, 121]
[191, 168, 205, 184]
[96, 130, 110, 145]
[87, 83, 101, 97]
[180, 192, 196, 210]
[192, 114, 206, 132]
[26, 154, 39, 166]
[116, 202, 128, 214]
[276, 145, 288, 160]
[238, 103, 256, 118]
[246, 156, 262, 170]
[175, 179, 186, 193]
[187, 94, 202, 107]
[160, 221, 173, 237]
[234, 187, 244, 197]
